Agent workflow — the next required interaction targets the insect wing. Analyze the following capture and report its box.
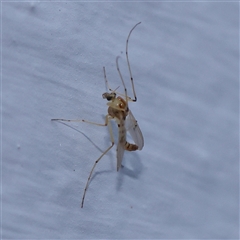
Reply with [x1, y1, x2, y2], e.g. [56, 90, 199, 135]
[126, 110, 144, 150]
[116, 140, 125, 171]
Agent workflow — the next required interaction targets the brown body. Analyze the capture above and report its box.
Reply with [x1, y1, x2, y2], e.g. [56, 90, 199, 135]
[51, 22, 143, 208]
[107, 97, 138, 152]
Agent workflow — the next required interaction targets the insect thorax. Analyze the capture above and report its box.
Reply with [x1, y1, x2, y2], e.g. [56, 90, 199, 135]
[108, 106, 127, 120]
[103, 91, 128, 116]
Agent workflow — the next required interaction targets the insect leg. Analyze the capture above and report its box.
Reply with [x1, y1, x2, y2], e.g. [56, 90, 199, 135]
[104, 66, 134, 101]
[81, 114, 114, 208]
[103, 66, 112, 92]
[51, 115, 112, 127]
[116, 56, 128, 108]
[126, 22, 141, 102]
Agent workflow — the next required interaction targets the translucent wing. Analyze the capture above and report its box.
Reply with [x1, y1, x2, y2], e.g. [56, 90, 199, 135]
[116, 118, 126, 171]
[126, 110, 144, 150]
[116, 140, 125, 171]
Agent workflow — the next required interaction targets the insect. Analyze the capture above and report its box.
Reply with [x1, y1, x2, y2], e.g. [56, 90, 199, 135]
[51, 22, 144, 208]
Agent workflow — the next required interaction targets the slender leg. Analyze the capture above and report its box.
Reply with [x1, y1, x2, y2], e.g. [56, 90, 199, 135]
[116, 56, 128, 108]
[111, 91, 136, 102]
[51, 115, 112, 127]
[103, 65, 135, 102]
[126, 22, 141, 102]
[81, 115, 114, 208]
[103, 66, 121, 95]
[103, 66, 112, 92]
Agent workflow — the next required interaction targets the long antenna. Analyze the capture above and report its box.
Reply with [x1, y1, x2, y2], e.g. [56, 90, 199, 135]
[126, 22, 141, 102]
[116, 56, 128, 107]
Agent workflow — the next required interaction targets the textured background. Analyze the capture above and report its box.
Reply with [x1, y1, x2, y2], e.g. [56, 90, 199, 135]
[2, 2, 239, 239]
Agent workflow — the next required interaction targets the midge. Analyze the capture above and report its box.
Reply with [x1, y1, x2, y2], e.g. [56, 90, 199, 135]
[51, 22, 144, 208]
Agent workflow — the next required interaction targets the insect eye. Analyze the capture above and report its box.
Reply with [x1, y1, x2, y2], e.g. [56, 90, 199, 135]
[107, 96, 112, 101]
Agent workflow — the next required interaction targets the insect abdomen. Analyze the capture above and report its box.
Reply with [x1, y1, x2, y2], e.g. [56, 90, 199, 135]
[124, 142, 138, 151]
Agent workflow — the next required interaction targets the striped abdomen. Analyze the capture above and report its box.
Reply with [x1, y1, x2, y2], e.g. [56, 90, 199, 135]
[124, 141, 138, 151]
[118, 119, 138, 152]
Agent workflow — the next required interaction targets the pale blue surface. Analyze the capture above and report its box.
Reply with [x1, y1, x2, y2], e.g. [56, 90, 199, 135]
[2, 2, 239, 239]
